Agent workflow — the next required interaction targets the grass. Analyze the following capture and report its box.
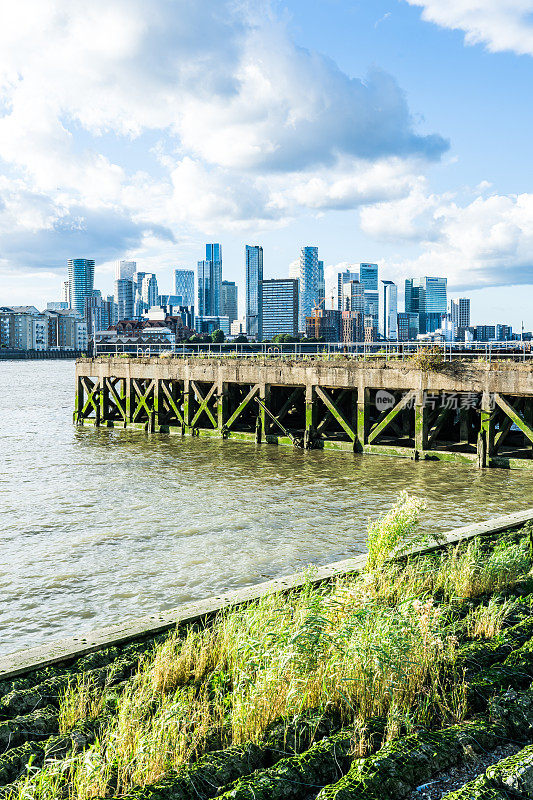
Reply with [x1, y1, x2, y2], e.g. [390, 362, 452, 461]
[9, 501, 533, 800]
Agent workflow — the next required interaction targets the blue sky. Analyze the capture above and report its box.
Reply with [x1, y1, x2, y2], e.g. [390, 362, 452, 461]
[1, 0, 533, 328]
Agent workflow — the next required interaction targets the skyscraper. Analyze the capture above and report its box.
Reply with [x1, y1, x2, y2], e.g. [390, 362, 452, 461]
[198, 244, 222, 317]
[450, 298, 470, 329]
[67, 259, 95, 317]
[405, 276, 447, 334]
[61, 281, 69, 305]
[141, 274, 159, 308]
[174, 269, 195, 306]
[115, 279, 135, 321]
[381, 280, 398, 340]
[133, 272, 146, 317]
[115, 260, 136, 281]
[360, 263, 379, 334]
[261, 279, 298, 339]
[337, 268, 359, 310]
[298, 246, 319, 331]
[245, 245, 263, 339]
[318, 260, 325, 307]
[221, 281, 238, 325]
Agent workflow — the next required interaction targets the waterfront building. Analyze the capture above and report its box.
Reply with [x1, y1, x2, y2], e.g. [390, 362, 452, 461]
[115, 278, 135, 321]
[174, 269, 195, 307]
[46, 302, 69, 311]
[194, 315, 230, 335]
[297, 246, 319, 331]
[380, 280, 398, 340]
[198, 244, 222, 317]
[305, 308, 341, 341]
[141, 274, 159, 309]
[261, 278, 299, 339]
[342, 310, 365, 343]
[85, 295, 113, 337]
[115, 260, 136, 281]
[337, 268, 359, 311]
[496, 324, 513, 341]
[474, 325, 496, 341]
[67, 259, 95, 317]
[245, 245, 263, 340]
[450, 298, 470, 329]
[221, 280, 238, 325]
[397, 312, 420, 341]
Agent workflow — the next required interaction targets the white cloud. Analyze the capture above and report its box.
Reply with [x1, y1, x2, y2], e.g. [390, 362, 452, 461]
[362, 185, 533, 289]
[0, 0, 447, 274]
[406, 0, 533, 56]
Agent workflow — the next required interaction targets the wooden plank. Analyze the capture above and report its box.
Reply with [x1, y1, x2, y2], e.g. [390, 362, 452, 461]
[1, 506, 532, 681]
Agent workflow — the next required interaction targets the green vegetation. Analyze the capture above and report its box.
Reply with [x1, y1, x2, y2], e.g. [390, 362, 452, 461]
[2, 505, 533, 799]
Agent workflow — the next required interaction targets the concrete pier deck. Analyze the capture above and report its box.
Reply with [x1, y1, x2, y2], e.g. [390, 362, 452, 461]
[75, 357, 533, 468]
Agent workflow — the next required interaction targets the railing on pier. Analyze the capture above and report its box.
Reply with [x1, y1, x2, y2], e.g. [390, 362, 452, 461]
[92, 340, 533, 362]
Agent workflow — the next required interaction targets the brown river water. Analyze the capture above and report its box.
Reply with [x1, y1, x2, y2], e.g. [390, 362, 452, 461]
[0, 360, 531, 656]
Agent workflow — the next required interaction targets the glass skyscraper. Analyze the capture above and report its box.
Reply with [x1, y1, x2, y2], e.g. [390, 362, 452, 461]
[141, 274, 158, 308]
[380, 280, 398, 340]
[318, 260, 325, 306]
[67, 259, 95, 318]
[174, 269, 195, 306]
[245, 245, 263, 339]
[405, 276, 447, 334]
[337, 268, 359, 310]
[298, 246, 319, 331]
[221, 280, 238, 325]
[360, 263, 379, 333]
[198, 244, 222, 317]
[115, 279, 134, 321]
[261, 279, 298, 339]
[115, 260, 136, 281]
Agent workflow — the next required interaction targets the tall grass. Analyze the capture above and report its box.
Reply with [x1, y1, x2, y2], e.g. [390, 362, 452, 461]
[10, 501, 532, 800]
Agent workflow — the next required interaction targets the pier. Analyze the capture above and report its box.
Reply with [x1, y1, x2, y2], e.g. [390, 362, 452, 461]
[75, 356, 533, 469]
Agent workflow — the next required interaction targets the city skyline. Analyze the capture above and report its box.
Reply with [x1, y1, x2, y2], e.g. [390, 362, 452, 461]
[0, 2, 533, 329]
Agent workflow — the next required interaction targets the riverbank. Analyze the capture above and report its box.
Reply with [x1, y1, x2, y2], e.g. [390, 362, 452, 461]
[2, 507, 533, 799]
[0, 349, 84, 360]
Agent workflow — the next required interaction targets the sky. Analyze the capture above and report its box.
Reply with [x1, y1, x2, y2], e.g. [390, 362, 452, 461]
[1, 0, 533, 328]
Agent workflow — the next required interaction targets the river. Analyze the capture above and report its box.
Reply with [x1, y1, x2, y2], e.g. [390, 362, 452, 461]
[0, 360, 531, 656]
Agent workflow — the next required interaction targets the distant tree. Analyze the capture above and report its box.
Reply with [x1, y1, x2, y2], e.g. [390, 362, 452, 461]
[234, 334, 249, 343]
[187, 334, 203, 343]
[211, 329, 225, 343]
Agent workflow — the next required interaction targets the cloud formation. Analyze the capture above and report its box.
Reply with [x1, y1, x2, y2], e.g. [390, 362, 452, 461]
[361, 183, 533, 290]
[0, 0, 447, 271]
[406, 0, 533, 56]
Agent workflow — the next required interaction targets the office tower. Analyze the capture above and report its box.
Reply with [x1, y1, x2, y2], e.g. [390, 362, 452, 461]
[174, 269, 195, 307]
[106, 295, 118, 325]
[318, 260, 325, 307]
[141, 274, 159, 308]
[67, 259, 95, 317]
[474, 325, 496, 341]
[405, 276, 447, 334]
[297, 246, 319, 331]
[261, 279, 299, 339]
[305, 309, 341, 341]
[450, 298, 470, 329]
[360, 263, 379, 333]
[381, 280, 398, 340]
[133, 272, 146, 317]
[115, 279, 135, 321]
[61, 281, 70, 304]
[337, 268, 359, 310]
[115, 260, 136, 281]
[397, 312, 420, 341]
[221, 280, 238, 325]
[496, 324, 513, 341]
[342, 280, 365, 314]
[245, 245, 264, 339]
[341, 280, 365, 343]
[198, 243, 222, 317]
[85, 295, 113, 336]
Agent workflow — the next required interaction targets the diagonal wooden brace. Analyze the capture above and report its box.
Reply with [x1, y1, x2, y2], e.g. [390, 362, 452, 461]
[105, 378, 126, 421]
[368, 390, 416, 444]
[160, 381, 184, 425]
[225, 384, 260, 430]
[493, 393, 533, 444]
[314, 385, 356, 441]
[132, 379, 155, 422]
[190, 381, 218, 428]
